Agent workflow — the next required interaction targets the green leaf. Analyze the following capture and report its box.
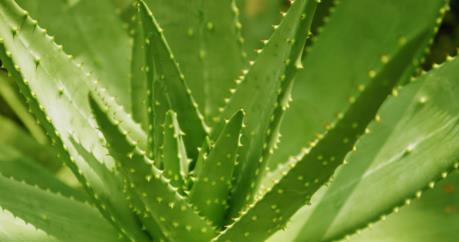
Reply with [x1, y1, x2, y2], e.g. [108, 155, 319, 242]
[286, 55, 459, 242]
[149, 80, 169, 162]
[0, 174, 124, 242]
[90, 95, 218, 242]
[269, 0, 448, 169]
[161, 110, 190, 191]
[189, 136, 212, 188]
[215, 24, 433, 242]
[0, 115, 60, 171]
[0, 72, 47, 143]
[217, 0, 319, 218]
[143, 0, 245, 123]
[130, 10, 148, 128]
[348, 171, 459, 242]
[0, 210, 58, 242]
[0, 143, 87, 202]
[236, 0, 284, 60]
[72, 131, 167, 241]
[0, 2, 147, 240]
[138, 1, 208, 159]
[15, 0, 132, 108]
[190, 110, 244, 227]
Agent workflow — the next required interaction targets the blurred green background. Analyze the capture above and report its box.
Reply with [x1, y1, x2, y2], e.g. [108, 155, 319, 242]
[0, 0, 458, 161]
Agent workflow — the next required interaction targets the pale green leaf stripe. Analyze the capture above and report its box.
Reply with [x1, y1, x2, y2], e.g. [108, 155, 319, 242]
[0, 210, 59, 242]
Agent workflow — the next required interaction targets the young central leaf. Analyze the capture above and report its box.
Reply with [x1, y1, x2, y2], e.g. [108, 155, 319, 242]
[190, 110, 244, 227]
[138, 1, 208, 160]
[215, 0, 319, 219]
[90, 96, 218, 242]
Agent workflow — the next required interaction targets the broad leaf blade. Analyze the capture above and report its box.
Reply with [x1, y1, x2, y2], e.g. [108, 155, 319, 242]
[0, 1, 147, 240]
[161, 110, 190, 191]
[219, 0, 318, 218]
[0, 72, 47, 143]
[130, 11, 148, 128]
[236, 0, 284, 60]
[290, 55, 459, 242]
[0, 174, 124, 242]
[215, 26, 432, 242]
[269, 0, 448, 169]
[90, 96, 218, 242]
[139, 1, 207, 159]
[348, 171, 459, 242]
[0, 144, 86, 202]
[15, 0, 132, 108]
[190, 110, 244, 227]
[0, 115, 60, 171]
[0, 210, 58, 242]
[143, 0, 245, 122]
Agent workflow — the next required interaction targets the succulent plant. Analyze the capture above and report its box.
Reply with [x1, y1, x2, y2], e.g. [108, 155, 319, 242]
[0, 0, 458, 241]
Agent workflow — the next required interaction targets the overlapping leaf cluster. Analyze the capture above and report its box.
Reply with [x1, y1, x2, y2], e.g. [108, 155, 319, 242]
[0, 0, 458, 241]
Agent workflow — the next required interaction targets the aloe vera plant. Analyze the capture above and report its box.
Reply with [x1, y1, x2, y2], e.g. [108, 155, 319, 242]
[0, 0, 458, 241]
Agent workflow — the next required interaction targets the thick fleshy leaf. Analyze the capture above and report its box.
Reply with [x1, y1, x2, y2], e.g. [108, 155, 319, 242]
[0, 72, 46, 143]
[215, 24, 433, 242]
[216, 0, 318, 219]
[348, 171, 459, 242]
[160, 110, 190, 191]
[130, 10, 148, 128]
[0, 174, 124, 242]
[15, 0, 132, 108]
[0, 1, 147, 240]
[236, 0, 284, 60]
[143, 0, 245, 123]
[287, 55, 459, 242]
[190, 110, 244, 227]
[90, 96, 218, 242]
[0, 210, 58, 242]
[0, 143, 86, 202]
[138, 1, 207, 159]
[269, 0, 448, 169]
[0, 115, 60, 171]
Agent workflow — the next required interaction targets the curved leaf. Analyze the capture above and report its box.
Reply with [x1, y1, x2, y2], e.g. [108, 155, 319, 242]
[0, 210, 58, 242]
[269, 0, 448, 169]
[139, 1, 207, 159]
[143, 0, 245, 122]
[90, 95, 218, 242]
[290, 55, 459, 242]
[349, 170, 459, 242]
[0, 1, 147, 240]
[15, 0, 132, 108]
[215, 25, 433, 242]
[190, 110, 244, 227]
[0, 174, 124, 242]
